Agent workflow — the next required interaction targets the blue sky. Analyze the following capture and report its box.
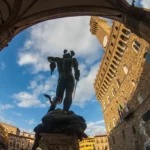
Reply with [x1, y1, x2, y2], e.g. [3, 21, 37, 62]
[0, 17, 105, 136]
[0, 0, 149, 136]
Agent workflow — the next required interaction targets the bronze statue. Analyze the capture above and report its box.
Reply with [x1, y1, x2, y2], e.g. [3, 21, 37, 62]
[47, 50, 80, 111]
[32, 52, 86, 150]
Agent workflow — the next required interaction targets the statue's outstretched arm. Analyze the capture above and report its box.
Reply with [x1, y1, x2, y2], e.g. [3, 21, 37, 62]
[47, 56, 57, 63]
[73, 58, 80, 81]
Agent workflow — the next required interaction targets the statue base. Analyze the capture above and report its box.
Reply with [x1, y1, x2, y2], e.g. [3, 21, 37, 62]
[39, 133, 79, 150]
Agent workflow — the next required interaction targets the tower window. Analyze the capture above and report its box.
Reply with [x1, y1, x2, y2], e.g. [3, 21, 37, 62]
[122, 29, 130, 36]
[123, 65, 128, 74]
[112, 60, 118, 66]
[117, 47, 124, 53]
[111, 43, 114, 46]
[106, 77, 110, 83]
[114, 56, 120, 62]
[106, 57, 109, 61]
[115, 26, 118, 30]
[107, 73, 113, 78]
[113, 34, 116, 39]
[132, 40, 141, 52]
[120, 35, 128, 41]
[110, 64, 116, 70]
[116, 51, 122, 57]
[109, 69, 114, 75]
[119, 41, 126, 48]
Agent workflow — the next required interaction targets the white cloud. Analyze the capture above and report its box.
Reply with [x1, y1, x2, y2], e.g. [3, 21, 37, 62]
[12, 112, 22, 116]
[15, 16, 105, 108]
[0, 104, 14, 110]
[0, 104, 14, 125]
[0, 115, 12, 124]
[13, 92, 46, 108]
[17, 16, 102, 73]
[20, 128, 34, 134]
[26, 119, 36, 125]
[12, 74, 58, 108]
[73, 62, 100, 107]
[141, 0, 150, 8]
[85, 120, 106, 136]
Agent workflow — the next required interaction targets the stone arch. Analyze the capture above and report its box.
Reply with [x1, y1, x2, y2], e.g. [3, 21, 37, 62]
[0, 0, 150, 51]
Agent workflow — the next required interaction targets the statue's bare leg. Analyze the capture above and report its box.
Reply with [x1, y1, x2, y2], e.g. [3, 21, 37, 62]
[63, 80, 74, 111]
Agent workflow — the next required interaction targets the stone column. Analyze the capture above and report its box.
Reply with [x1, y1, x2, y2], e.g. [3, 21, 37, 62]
[39, 133, 79, 150]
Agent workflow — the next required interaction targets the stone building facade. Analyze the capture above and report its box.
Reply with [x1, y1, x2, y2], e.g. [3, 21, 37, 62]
[0, 124, 8, 149]
[79, 137, 95, 150]
[8, 133, 34, 150]
[94, 135, 109, 150]
[0, 122, 20, 135]
[0, 122, 35, 150]
[90, 16, 150, 150]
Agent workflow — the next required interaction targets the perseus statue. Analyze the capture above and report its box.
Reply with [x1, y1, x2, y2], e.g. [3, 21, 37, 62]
[47, 50, 80, 111]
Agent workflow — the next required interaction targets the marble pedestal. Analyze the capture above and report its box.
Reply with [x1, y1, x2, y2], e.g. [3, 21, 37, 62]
[39, 133, 79, 150]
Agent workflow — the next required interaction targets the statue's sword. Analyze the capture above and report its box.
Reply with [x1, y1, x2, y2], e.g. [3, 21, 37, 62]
[73, 80, 78, 99]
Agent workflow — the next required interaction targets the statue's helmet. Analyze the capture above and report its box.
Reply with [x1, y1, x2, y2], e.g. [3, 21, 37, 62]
[63, 49, 75, 58]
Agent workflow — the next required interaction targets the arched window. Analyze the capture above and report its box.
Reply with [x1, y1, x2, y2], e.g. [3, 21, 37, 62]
[13, 141, 16, 148]
[120, 35, 128, 41]
[110, 64, 116, 70]
[122, 29, 130, 36]
[115, 26, 118, 30]
[119, 41, 126, 48]
[9, 141, 12, 146]
[116, 51, 122, 57]
[111, 43, 113, 47]
[117, 47, 124, 53]
[113, 34, 116, 39]
[123, 65, 128, 74]
[132, 40, 141, 52]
